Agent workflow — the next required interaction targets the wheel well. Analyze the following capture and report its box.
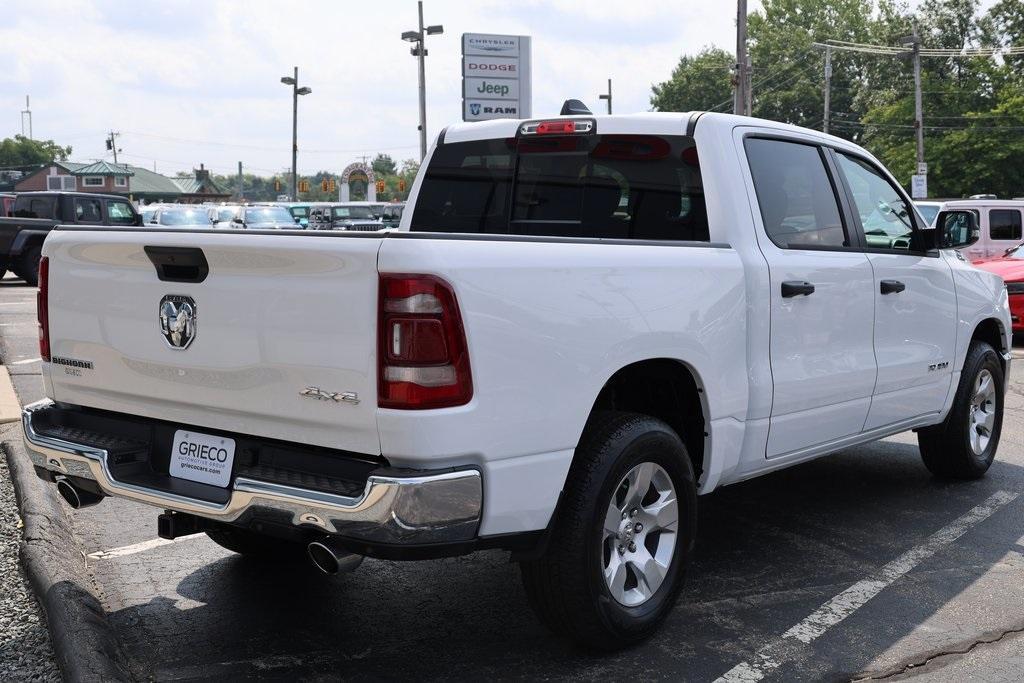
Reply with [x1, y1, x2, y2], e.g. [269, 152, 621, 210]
[588, 359, 706, 481]
[972, 318, 1007, 373]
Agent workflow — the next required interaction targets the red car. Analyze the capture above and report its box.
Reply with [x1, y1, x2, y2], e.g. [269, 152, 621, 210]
[973, 246, 1024, 331]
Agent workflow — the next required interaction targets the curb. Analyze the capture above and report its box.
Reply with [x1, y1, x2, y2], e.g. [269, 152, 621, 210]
[5, 439, 133, 682]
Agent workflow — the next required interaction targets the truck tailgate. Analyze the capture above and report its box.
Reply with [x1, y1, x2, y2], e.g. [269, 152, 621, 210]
[43, 229, 383, 455]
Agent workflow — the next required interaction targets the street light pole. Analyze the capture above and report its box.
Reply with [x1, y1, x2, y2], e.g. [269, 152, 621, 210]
[403, 2, 443, 161]
[599, 78, 612, 114]
[416, 2, 428, 161]
[281, 67, 312, 201]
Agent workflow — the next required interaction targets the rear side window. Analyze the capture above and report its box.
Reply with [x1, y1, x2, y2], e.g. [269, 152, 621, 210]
[74, 198, 102, 223]
[989, 209, 1022, 241]
[410, 134, 708, 241]
[13, 196, 56, 219]
[745, 138, 846, 249]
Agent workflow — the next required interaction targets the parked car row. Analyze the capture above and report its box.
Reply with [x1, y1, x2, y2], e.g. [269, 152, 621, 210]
[138, 201, 406, 232]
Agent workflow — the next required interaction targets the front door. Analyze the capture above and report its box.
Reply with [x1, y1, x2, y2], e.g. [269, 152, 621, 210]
[832, 151, 957, 429]
[744, 135, 878, 458]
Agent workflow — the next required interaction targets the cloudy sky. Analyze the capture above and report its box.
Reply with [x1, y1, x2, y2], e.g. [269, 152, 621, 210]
[1, 1, 773, 177]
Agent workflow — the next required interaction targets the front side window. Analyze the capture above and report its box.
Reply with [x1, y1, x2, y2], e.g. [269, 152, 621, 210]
[835, 153, 915, 250]
[74, 198, 102, 222]
[107, 200, 135, 225]
[745, 138, 846, 249]
[989, 209, 1022, 241]
[411, 134, 708, 241]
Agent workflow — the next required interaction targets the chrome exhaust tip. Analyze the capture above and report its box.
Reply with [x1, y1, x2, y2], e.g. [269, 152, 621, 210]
[307, 538, 363, 575]
[55, 476, 104, 509]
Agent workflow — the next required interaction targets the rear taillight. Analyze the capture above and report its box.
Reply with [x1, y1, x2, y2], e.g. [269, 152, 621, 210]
[378, 274, 472, 409]
[37, 256, 49, 362]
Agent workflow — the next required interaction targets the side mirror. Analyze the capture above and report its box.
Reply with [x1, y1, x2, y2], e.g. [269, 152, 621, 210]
[934, 210, 980, 249]
[134, 214, 145, 227]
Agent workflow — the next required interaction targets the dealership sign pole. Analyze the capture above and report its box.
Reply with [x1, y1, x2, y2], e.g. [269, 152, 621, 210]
[462, 33, 532, 122]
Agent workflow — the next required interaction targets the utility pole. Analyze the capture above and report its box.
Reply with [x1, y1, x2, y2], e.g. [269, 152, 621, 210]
[744, 55, 752, 116]
[599, 78, 613, 114]
[910, 24, 925, 168]
[734, 0, 748, 116]
[106, 131, 120, 164]
[21, 96, 32, 139]
[280, 67, 312, 201]
[237, 161, 244, 201]
[823, 45, 832, 134]
[402, 2, 443, 161]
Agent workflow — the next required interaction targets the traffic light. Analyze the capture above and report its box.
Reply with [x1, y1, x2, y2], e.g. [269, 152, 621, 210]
[376, 180, 386, 194]
[321, 179, 329, 192]
[274, 179, 281, 192]
[328, 179, 336, 192]
[298, 180, 309, 193]
[398, 178, 406, 193]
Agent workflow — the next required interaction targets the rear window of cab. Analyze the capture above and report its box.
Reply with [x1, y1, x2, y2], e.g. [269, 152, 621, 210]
[410, 134, 709, 242]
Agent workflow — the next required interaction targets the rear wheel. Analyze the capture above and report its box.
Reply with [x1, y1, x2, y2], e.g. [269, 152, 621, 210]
[205, 527, 306, 560]
[918, 341, 1004, 479]
[17, 244, 42, 287]
[519, 412, 697, 650]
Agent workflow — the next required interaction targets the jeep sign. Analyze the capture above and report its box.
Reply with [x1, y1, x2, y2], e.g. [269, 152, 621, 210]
[462, 33, 531, 122]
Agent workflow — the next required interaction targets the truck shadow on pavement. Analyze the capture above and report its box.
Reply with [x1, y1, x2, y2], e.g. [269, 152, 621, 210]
[104, 440, 1024, 682]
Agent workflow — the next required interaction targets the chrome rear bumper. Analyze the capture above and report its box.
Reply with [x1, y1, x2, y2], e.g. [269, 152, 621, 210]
[22, 400, 482, 545]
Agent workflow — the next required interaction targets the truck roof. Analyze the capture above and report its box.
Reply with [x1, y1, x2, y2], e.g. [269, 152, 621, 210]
[441, 111, 862, 152]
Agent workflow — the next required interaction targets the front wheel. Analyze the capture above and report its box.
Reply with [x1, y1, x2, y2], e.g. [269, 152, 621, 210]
[519, 412, 697, 650]
[918, 341, 1004, 479]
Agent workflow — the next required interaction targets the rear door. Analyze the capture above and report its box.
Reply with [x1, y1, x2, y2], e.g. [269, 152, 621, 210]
[832, 151, 956, 429]
[43, 230, 384, 454]
[743, 134, 877, 458]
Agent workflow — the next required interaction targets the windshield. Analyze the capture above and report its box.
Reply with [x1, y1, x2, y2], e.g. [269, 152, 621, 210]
[245, 207, 294, 223]
[332, 206, 375, 220]
[916, 203, 940, 226]
[159, 208, 209, 225]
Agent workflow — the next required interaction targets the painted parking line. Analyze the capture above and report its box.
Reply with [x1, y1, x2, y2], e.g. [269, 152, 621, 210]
[715, 490, 1020, 683]
[87, 534, 205, 560]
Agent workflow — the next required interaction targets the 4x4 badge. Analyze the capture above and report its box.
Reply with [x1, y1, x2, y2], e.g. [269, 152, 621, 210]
[159, 295, 196, 350]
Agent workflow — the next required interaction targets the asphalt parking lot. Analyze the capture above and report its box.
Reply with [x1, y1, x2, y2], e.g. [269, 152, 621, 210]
[2, 276, 1023, 681]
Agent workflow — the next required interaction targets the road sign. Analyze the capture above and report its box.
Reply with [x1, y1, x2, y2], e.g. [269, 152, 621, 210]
[917, 162, 928, 175]
[911, 174, 927, 199]
[462, 33, 531, 122]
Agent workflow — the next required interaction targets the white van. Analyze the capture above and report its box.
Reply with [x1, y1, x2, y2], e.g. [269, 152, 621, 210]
[941, 199, 1024, 261]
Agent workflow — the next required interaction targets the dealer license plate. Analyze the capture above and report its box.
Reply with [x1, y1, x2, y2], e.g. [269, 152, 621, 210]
[169, 429, 236, 488]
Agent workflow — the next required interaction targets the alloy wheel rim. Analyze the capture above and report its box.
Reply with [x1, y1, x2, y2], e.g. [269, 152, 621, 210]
[969, 368, 996, 456]
[601, 462, 679, 607]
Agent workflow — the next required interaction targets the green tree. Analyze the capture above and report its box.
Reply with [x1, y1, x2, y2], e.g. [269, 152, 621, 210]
[650, 47, 734, 112]
[0, 135, 72, 167]
[372, 153, 397, 177]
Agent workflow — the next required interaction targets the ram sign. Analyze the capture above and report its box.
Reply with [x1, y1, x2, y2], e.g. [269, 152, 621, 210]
[462, 33, 532, 122]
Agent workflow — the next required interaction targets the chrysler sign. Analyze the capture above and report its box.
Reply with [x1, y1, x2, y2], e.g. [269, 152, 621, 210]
[462, 33, 531, 122]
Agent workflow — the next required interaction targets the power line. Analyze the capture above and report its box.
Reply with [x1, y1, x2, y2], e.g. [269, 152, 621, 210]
[120, 130, 419, 155]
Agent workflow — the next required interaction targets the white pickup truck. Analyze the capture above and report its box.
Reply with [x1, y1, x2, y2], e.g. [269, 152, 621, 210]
[22, 108, 1011, 650]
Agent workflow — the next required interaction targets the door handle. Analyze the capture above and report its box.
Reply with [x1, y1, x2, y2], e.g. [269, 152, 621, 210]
[880, 279, 906, 295]
[781, 281, 815, 298]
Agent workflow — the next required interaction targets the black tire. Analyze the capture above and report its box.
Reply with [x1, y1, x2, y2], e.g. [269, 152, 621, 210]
[205, 527, 306, 560]
[519, 412, 698, 650]
[17, 244, 42, 287]
[918, 341, 1004, 479]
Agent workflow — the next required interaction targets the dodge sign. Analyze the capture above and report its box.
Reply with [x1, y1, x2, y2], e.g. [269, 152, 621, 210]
[462, 33, 532, 122]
